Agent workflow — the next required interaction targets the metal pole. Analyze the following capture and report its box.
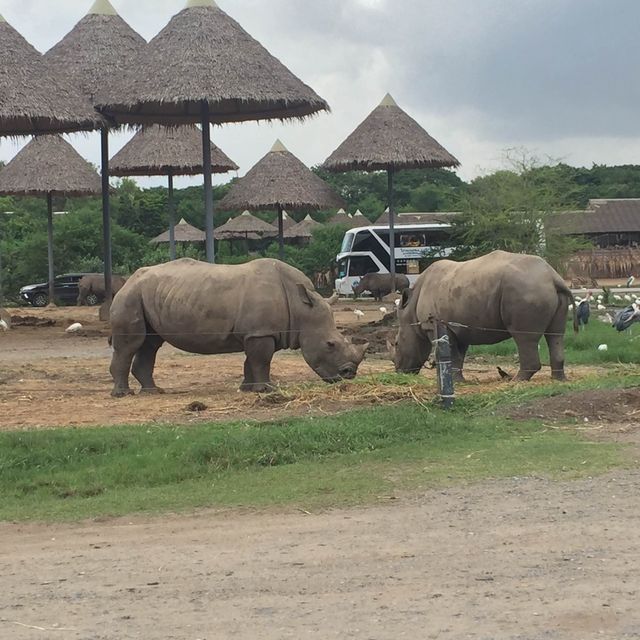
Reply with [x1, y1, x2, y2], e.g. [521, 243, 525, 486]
[101, 127, 113, 304]
[388, 166, 397, 289]
[46, 192, 55, 306]
[168, 170, 176, 261]
[436, 322, 455, 409]
[0, 223, 4, 308]
[277, 204, 285, 261]
[201, 103, 215, 263]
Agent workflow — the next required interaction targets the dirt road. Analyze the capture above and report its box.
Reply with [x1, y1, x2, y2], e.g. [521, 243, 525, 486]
[1, 471, 639, 640]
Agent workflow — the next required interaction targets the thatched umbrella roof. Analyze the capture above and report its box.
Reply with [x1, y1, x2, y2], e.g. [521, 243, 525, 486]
[110, 125, 238, 177]
[284, 214, 321, 240]
[44, 0, 146, 107]
[322, 94, 460, 172]
[151, 218, 205, 244]
[329, 209, 354, 226]
[0, 135, 101, 196]
[280, 210, 296, 230]
[214, 211, 277, 240]
[0, 15, 104, 136]
[96, 1, 328, 125]
[218, 140, 344, 211]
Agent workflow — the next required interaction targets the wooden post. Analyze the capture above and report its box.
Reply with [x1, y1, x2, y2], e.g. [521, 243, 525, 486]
[436, 322, 455, 409]
[201, 103, 215, 263]
[387, 166, 396, 289]
[101, 128, 113, 305]
[168, 170, 176, 261]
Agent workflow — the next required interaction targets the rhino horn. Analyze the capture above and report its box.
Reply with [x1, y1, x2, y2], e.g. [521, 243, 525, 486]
[357, 342, 369, 361]
[326, 292, 339, 306]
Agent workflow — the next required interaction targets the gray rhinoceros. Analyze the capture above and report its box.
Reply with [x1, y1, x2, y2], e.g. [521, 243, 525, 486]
[77, 274, 127, 305]
[109, 258, 368, 396]
[352, 273, 410, 301]
[389, 251, 577, 382]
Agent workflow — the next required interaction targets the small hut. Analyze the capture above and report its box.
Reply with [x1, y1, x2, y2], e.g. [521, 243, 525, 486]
[0, 136, 102, 305]
[150, 218, 206, 245]
[218, 140, 343, 260]
[111, 124, 237, 259]
[284, 215, 322, 245]
[214, 211, 277, 253]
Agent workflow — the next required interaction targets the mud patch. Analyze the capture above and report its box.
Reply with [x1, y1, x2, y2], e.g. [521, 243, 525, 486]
[10, 315, 57, 327]
[341, 312, 397, 354]
[509, 387, 640, 424]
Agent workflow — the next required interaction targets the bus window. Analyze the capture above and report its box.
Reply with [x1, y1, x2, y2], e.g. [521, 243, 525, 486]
[349, 256, 378, 277]
[340, 232, 355, 253]
[337, 258, 349, 279]
[352, 230, 381, 253]
[400, 233, 426, 248]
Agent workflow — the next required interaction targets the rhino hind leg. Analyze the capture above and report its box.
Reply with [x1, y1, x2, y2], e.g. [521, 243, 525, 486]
[240, 336, 276, 393]
[511, 331, 543, 381]
[132, 334, 166, 394]
[545, 303, 568, 381]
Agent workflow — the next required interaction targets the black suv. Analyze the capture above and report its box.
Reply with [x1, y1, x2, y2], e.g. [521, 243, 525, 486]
[19, 273, 96, 307]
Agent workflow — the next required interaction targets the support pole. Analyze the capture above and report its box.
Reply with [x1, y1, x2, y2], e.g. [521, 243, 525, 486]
[201, 103, 215, 263]
[46, 192, 55, 306]
[277, 204, 285, 261]
[168, 170, 176, 261]
[101, 128, 113, 305]
[436, 322, 455, 409]
[0, 224, 4, 308]
[387, 166, 397, 289]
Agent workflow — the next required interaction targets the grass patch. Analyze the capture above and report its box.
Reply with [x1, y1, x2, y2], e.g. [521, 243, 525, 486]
[0, 376, 634, 522]
[470, 318, 640, 365]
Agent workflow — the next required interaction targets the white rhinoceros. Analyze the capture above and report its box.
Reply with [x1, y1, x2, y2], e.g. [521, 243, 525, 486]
[109, 258, 368, 396]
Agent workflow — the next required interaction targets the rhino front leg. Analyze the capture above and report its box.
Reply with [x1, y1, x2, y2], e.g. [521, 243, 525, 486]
[240, 336, 276, 392]
[132, 334, 166, 394]
[110, 329, 145, 398]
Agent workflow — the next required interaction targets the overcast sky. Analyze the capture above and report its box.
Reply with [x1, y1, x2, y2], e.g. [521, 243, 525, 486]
[1, 0, 639, 191]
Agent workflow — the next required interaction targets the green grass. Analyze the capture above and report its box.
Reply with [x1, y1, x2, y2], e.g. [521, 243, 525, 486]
[470, 318, 640, 365]
[0, 375, 635, 522]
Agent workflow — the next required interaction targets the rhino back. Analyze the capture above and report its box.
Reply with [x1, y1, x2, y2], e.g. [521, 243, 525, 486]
[413, 251, 563, 339]
[114, 259, 310, 354]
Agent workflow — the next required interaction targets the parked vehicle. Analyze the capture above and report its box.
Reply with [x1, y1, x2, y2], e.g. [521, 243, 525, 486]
[19, 273, 97, 307]
[334, 216, 458, 296]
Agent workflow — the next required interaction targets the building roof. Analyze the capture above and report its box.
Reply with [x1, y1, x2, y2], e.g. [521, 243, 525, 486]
[550, 199, 640, 235]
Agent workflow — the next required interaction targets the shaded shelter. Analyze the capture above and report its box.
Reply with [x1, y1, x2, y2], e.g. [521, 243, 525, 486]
[45, 0, 146, 307]
[214, 211, 278, 241]
[280, 210, 296, 230]
[111, 124, 237, 259]
[218, 140, 343, 260]
[323, 94, 459, 283]
[96, 0, 328, 264]
[0, 12, 104, 307]
[0, 135, 102, 304]
[284, 214, 322, 244]
[150, 218, 206, 245]
[329, 209, 355, 227]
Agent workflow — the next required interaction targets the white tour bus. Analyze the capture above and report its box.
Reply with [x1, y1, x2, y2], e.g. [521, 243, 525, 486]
[335, 213, 457, 296]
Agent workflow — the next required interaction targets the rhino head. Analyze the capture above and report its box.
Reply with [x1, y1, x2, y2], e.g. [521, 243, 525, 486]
[388, 289, 431, 374]
[296, 284, 368, 382]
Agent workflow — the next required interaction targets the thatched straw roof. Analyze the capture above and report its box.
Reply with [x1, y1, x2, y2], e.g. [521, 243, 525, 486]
[280, 210, 296, 230]
[284, 214, 321, 239]
[374, 210, 457, 225]
[150, 218, 205, 244]
[214, 210, 277, 240]
[329, 210, 360, 229]
[44, 0, 146, 107]
[323, 94, 460, 172]
[96, 1, 328, 125]
[218, 140, 344, 211]
[0, 15, 104, 135]
[0, 135, 102, 196]
[110, 125, 238, 177]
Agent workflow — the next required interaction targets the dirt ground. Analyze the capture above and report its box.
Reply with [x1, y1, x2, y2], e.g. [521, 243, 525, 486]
[2, 304, 640, 639]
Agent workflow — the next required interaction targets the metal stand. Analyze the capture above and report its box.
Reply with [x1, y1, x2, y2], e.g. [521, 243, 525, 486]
[201, 103, 215, 263]
[436, 322, 455, 409]
[168, 170, 176, 260]
[101, 128, 113, 305]
[277, 204, 285, 261]
[387, 166, 396, 288]
[46, 192, 55, 306]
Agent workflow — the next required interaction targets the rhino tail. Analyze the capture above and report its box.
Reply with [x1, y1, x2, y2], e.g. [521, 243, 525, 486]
[553, 274, 578, 334]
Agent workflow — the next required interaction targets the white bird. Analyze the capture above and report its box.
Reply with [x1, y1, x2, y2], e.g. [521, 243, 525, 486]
[65, 322, 83, 333]
[353, 309, 365, 318]
[598, 344, 608, 352]
[597, 304, 606, 310]
[0, 319, 8, 332]
[624, 294, 632, 302]
[394, 299, 401, 307]
[600, 313, 614, 324]
[614, 294, 623, 301]
[379, 306, 388, 315]
[568, 304, 574, 311]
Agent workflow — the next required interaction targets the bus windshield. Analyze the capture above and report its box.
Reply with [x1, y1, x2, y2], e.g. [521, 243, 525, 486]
[340, 232, 355, 253]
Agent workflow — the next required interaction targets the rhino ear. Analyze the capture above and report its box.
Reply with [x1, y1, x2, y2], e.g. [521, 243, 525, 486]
[401, 288, 412, 310]
[297, 284, 315, 307]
